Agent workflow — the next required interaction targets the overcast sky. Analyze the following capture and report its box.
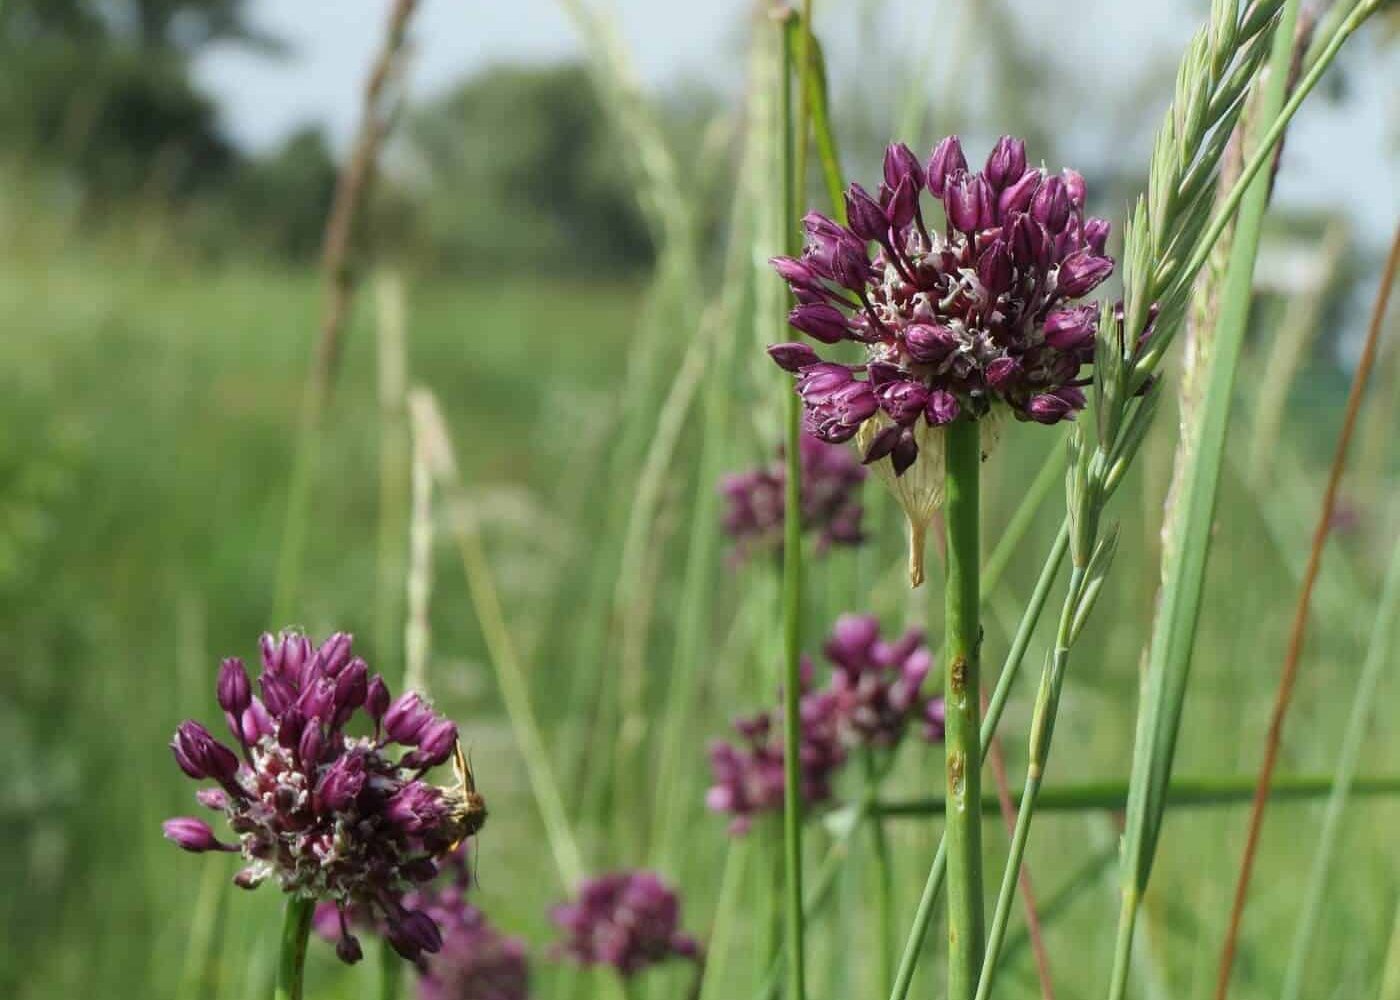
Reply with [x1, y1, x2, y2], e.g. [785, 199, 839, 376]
[194, 0, 1395, 250]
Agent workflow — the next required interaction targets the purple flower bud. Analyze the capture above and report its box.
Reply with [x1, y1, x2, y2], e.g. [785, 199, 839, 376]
[770, 255, 825, 295]
[217, 658, 251, 717]
[1084, 217, 1111, 254]
[886, 176, 917, 229]
[984, 135, 1027, 191]
[925, 390, 960, 426]
[977, 240, 1013, 297]
[336, 933, 364, 965]
[884, 142, 925, 193]
[233, 867, 264, 890]
[768, 342, 823, 372]
[163, 817, 237, 853]
[904, 323, 958, 363]
[260, 672, 294, 716]
[1043, 305, 1099, 351]
[387, 910, 443, 960]
[926, 135, 967, 198]
[312, 632, 353, 681]
[298, 722, 325, 768]
[1030, 175, 1071, 232]
[890, 430, 919, 475]
[1026, 387, 1086, 424]
[861, 425, 902, 464]
[333, 659, 368, 724]
[945, 171, 988, 234]
[874, 380, 930, 426]
[845, 183, 888, 242]
[384, 692, 434, 745]
[985, 356, 1021, 389]
[407, 718, 458, 769]
[997, 168, 1042, 220]
[172, 721, 240, 784]
[826, 241, 870, 292]
[796, 363, 853, 403]
[241, 697, 275, 742]
[317, 752, 366, 812]
[830, 382, 878, 424]
[196, 788, 228, 811]
[1060, 168, 1086, 208]
[788, 303, 850, 344]
[1010, 214, 1051, 269]
[275, 705, 305, 750]
[386, 782, 447, 832]
[259, 632, 283, 676]
[366, 675, 390, 725]
[295, 677, 336, 724]
[826, 614, 881, 667]
[1057, 250, 1114, 297]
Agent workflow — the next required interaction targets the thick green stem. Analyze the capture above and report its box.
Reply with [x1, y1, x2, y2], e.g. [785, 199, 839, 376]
[944, 418, 984, 1000]
[274, 896, 315, 1000]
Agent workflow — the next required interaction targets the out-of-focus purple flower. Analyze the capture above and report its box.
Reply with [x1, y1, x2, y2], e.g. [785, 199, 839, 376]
[550, 871, 699, 978]
[922, 696, 947, 743]
[767, 133, 1116, 478]
[419, 901, 530, 1000]
[705, 671, 846, 836]
[720, 433, 865, 564]
[164, 631, 487, 965]
[823, 614, 940, 748]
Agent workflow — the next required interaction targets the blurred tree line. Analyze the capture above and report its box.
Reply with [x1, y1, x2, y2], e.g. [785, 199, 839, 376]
[0, 0, 693, 274]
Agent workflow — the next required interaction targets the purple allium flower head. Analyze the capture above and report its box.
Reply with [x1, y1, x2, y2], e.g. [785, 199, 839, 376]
[164, 630, 487, 965]
[720, 433, 865, 564]
[419, 901, 530, 1000]
[705, 667, 846, 835]
[767, 134, 1115, 473]
[822, 615, 942, 748]
[550, 871, 699, 977]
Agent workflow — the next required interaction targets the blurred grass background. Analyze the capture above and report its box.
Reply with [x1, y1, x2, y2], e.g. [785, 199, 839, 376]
[1, 1, 1397, 999]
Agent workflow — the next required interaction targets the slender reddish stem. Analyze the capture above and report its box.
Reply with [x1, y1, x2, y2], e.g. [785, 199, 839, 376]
[1214, 222, 1400, 999]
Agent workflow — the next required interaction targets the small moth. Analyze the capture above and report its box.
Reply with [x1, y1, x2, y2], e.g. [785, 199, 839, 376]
[442, 739, 488, 852]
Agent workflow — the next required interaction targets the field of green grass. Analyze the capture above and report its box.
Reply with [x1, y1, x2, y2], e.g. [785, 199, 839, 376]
[4, 182, 1397, 1000]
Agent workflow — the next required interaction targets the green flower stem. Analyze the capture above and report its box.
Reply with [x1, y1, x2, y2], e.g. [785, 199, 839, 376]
[888, 523, 1069, 1000]
[943, 417, 985, 1000]
[274, 896, 315, 1000]
[779, 5, 815, 1000]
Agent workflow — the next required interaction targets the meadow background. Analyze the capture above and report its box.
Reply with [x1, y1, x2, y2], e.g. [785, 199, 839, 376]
[1, 1, 1397, 998]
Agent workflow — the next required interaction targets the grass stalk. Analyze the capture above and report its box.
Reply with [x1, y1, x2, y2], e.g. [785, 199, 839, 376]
[1281, 530, 1400, 1000]
[272, 0, 418, 621]
[1214, 221, 1400, 999]
[943, 417, 984, 1000]
[374, 270, 410, 682]
[407, 390, 586, 888]
[873, 774, 1400, 816]
[778, 5, 810, 997]
[273, 896, 314, 1000]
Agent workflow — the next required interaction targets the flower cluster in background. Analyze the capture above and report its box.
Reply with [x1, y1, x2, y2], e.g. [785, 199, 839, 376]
[706, 615, 945, 834]
[769, 135, 1114, 474]
[163, 631, 474, 964]
[550, 871, 699, 977]
[720, 432, 866, 563]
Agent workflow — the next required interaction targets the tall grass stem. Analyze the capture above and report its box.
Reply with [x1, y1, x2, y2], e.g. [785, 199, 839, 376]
[273, 896, 314, 1000]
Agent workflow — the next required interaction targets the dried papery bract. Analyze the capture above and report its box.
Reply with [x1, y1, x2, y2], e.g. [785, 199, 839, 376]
[770, 136, 1112, 585]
